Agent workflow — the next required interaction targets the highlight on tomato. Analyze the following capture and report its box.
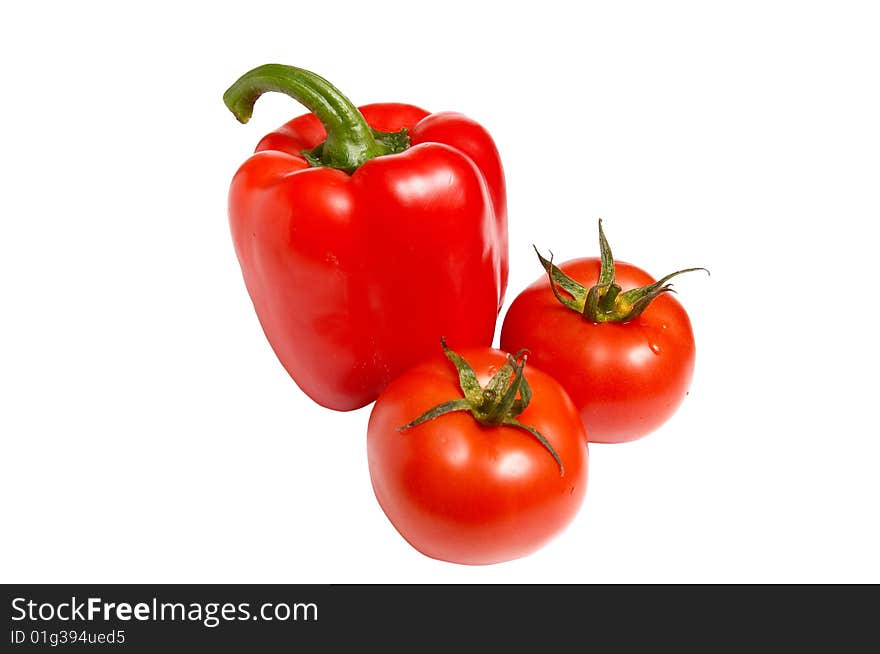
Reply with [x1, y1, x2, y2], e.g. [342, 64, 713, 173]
[501, 220, 706, 444]
[367, 340, 588, 565]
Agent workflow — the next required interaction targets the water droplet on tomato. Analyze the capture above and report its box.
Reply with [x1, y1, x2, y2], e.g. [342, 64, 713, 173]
[649, 343, 661, 354]
[487, 365, 498, 375]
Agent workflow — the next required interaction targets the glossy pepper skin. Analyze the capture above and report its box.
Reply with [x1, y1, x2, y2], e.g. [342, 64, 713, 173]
[224, 65, 507, 411]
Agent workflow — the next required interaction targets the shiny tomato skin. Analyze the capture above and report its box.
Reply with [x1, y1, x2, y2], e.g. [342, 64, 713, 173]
[500, 258, 695, 444]
[367, 348, 588, 565]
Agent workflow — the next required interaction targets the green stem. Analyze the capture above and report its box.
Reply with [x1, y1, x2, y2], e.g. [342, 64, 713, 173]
[398, 340, 564, 476]
[597, 283, 622, 314]
[535, 220, 708, 323]
[223, 64, 408, 173]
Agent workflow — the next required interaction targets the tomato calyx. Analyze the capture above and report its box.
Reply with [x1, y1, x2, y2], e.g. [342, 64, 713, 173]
[398, 339, 565, 475]
[536, 219, 708, 323]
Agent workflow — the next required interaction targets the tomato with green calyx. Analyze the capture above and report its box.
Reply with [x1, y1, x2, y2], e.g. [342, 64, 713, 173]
[367, 340, 588, 565]
[501, 220, 706, 444]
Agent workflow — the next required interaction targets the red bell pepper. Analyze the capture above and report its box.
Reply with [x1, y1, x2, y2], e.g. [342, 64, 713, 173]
[224, 64, 508, 411]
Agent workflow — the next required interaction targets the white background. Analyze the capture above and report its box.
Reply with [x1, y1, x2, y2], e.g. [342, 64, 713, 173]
[2, 1, 878, 583]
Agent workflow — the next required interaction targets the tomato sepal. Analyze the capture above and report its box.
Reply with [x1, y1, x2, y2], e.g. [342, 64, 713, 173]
[398, 339, 564, 475]
[536, 219, 708, 323]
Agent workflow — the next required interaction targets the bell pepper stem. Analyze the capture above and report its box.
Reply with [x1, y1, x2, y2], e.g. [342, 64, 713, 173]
[223, 64, 407, 173]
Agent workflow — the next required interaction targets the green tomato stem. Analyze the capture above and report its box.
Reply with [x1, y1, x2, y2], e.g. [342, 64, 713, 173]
[536, 220, 708, 323]
[398, 339, 564, 476]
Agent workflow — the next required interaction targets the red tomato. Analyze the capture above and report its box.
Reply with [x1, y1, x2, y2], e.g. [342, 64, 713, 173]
[367, 346, 588, 565]
[501, 257, 697, 443]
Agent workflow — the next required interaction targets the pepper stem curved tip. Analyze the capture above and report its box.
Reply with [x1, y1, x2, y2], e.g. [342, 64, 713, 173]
[223, 64, 409, 173]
